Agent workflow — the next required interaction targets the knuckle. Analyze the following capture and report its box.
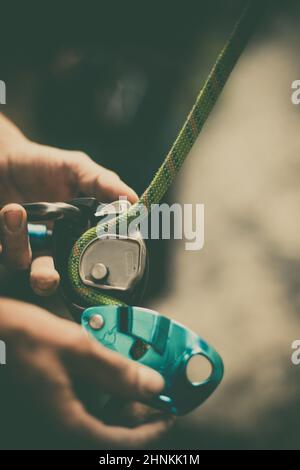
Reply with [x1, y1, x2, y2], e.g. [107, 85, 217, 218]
[107, 169, 120, 180]
[8, 255, 31, 271]
[119, 362, 139, 391]
[101, 428, 136, 449]
[79, 336, 97, 358]
[73, 328, 89, 348]
[62, 324, 88, 352]
[73, 150, 91, 164]
[60, 404, 84, 432]
[14, 261, 30, 271]
[116, 429, 148, 449]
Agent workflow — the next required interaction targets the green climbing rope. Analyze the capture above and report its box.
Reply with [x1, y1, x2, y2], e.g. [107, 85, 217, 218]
[68, 0, 260, 307]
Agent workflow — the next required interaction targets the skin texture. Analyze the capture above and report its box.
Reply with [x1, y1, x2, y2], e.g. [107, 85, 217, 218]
[0, 113, 138, 295]
[0, 114, 174, 448]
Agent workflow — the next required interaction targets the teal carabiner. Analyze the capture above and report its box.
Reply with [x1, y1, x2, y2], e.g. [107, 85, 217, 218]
[82, 305, 224, 415]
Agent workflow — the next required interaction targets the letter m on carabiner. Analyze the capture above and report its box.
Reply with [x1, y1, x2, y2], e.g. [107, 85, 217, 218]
[0, 340, 6, 365]
[0, 80, 6, 104]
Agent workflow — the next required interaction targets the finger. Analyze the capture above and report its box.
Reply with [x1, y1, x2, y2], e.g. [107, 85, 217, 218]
[117, 402, 175, 427]
[21, 346, 171, 450]
[102, 414, 174, 449]
[66, 335, 165, 403]
[53, 386, 173, 449]
[71, 152, 139, 203]
[30, 256, 60, 296]
[103, 399, 175, 427]
[0, 204, 32, 270]
[54, 386, 173, 449]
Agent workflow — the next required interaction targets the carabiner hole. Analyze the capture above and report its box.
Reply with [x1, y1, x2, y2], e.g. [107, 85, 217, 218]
[186, 354, 212, 386]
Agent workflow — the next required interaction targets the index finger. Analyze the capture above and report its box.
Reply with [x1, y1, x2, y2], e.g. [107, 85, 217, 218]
[64, 333, 165, 403]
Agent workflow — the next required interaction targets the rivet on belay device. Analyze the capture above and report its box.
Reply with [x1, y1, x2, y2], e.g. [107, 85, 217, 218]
[82, 305, 224, 415]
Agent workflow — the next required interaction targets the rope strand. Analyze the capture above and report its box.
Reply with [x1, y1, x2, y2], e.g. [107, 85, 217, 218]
[68, 0, 260, 307]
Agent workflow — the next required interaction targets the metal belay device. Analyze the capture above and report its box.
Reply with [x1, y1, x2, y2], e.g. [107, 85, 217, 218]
[26, 196, 224, 415]
[25, 1, 261, 415]
[78, 200, 147, 298]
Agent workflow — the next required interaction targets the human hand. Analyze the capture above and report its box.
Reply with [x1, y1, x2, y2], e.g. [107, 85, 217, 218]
[0, 299, 173, 449]
[0, 113, 138, 295]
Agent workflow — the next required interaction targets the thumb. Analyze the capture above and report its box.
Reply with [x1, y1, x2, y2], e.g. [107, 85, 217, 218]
[71, 152, 138, 203]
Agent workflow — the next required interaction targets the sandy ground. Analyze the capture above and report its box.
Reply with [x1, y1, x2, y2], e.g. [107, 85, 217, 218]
[150, 17, 300, 449]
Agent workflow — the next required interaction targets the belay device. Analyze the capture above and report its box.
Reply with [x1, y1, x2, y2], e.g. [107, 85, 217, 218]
[26, 197, 224, 415]
[25, 1, 261, 415]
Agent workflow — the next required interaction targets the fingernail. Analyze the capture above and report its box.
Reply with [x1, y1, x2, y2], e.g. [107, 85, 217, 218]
[3, 209, 24, 233]
[138, 366, 165, 398]
[35, 278, 60, 297]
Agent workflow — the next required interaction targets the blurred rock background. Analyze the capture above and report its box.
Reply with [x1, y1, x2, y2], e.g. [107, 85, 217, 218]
[2, 0, 300, 449]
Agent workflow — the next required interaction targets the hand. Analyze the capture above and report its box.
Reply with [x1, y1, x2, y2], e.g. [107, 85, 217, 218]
[0, 113, 138, 295]
[0, 299, 173, 449]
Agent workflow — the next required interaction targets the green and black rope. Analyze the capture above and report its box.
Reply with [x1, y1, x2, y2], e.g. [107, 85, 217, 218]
[68, 0, 260, 307]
